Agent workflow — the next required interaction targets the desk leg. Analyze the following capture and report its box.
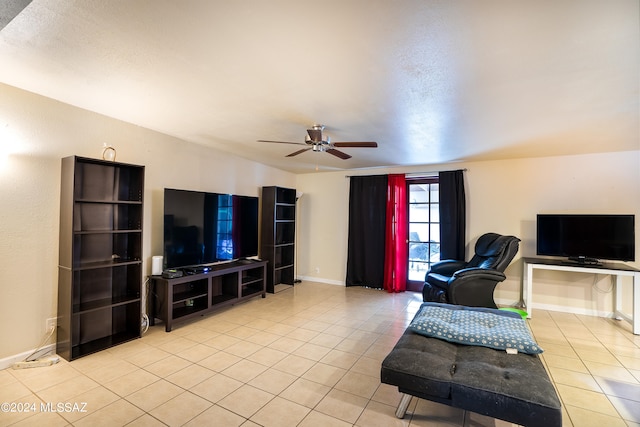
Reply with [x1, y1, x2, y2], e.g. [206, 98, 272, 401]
[614, 275, 623, 321]
[519, 262, 527, 309]
[523, 263, 533, 318]
[633, 273, 640, 335]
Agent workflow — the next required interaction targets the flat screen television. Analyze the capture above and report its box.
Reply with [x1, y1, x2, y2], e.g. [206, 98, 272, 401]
[536, 214, 635, 264]
[163, 188, 259, 269]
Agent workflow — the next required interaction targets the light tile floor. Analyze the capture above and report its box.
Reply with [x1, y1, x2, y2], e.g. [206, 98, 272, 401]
[1, 281, 640, 426]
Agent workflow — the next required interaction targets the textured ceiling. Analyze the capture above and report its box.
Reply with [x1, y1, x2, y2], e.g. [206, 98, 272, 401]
[0, 0, 638, 173]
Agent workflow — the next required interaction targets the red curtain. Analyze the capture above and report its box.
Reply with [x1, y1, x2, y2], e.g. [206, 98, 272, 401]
[383, 174, 408, 292]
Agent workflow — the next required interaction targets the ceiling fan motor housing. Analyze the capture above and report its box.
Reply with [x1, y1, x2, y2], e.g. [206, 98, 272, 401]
[306, 125, 329, 146]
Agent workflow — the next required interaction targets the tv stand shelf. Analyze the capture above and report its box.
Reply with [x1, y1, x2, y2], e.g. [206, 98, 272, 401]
[149, 259, 267, 332]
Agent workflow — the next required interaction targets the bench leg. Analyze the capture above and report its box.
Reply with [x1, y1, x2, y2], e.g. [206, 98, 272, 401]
[462, 409, 523, 426]
[395, 393, 412, 418]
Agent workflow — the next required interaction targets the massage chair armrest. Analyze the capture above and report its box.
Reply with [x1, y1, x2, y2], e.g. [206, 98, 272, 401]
[428, 260, 469, 277]
[448, 268, 507, 309]
[451, 267, 506, 281]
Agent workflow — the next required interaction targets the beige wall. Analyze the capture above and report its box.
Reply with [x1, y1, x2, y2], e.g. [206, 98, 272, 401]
[0, 84, 295, 360]
[295, 151, 640, 316]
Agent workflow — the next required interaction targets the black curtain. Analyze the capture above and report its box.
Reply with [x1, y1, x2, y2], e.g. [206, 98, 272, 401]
[345, 175, 388, 288]
[439, 170, 466, 261]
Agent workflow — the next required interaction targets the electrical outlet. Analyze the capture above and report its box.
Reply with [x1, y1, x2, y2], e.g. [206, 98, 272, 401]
[315, 267, 320, 274]
[46, 317, 56, 332]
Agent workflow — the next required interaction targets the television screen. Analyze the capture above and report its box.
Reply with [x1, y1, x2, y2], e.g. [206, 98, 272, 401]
[163, 189, 259, 269]
[536, 214, 635, 263]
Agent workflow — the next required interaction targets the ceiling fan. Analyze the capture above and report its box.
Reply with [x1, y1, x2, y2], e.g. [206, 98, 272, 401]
[258, 124, 378, 160]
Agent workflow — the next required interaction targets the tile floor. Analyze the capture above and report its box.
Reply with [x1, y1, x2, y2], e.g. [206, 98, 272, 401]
[1, 281, 639, 426]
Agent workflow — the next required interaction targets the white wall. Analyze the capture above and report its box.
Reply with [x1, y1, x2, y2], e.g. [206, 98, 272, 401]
[0, 83, 295, 360]
[295, 151, 640, 316]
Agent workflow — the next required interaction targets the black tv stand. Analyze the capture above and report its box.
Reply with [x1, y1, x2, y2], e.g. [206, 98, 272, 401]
[149, 259, 267, 331]
[566, 256, 601, 266]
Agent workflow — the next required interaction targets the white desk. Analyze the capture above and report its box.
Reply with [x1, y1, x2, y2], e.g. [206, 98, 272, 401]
[521, 257, 640, 335]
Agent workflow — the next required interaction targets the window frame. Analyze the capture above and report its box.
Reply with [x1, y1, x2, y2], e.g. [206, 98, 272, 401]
[406, 176, 440, 291]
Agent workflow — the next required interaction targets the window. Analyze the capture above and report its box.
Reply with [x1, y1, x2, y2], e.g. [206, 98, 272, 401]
[216, 194, 233, 259]
[407, 177, 440, 287]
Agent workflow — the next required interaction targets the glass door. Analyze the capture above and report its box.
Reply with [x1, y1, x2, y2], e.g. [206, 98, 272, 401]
[406, 178, 440, 291]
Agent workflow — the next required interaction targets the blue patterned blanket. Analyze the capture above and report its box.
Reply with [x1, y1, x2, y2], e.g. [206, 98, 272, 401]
[408, 302, 543, 354]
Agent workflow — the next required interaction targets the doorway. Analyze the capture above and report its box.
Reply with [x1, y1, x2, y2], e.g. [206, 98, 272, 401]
[406, 177, 440, 292]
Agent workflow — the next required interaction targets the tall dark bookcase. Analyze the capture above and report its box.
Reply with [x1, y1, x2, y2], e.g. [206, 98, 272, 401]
[57, 156, 144, 361]
[261, 186, 296, 293]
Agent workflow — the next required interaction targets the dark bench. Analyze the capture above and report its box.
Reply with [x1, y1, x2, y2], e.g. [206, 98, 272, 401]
[381, 328, 562, 427]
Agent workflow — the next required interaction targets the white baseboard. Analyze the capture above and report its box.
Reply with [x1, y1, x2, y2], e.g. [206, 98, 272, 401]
[495, 297, 614, 318]
[529, 302, 614, 319]
[0, 344, 56, 371]
[299, 282, 619, 321]
[297, 276, 345, 286]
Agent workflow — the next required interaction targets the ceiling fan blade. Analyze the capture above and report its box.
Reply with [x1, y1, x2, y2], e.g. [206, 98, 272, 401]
[332, 142, 378, 148]
[258, 139, 306, 146]
[286, 148, 312, 157]
[326, 149, 352, 160]
[307, 128, 323, 142]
